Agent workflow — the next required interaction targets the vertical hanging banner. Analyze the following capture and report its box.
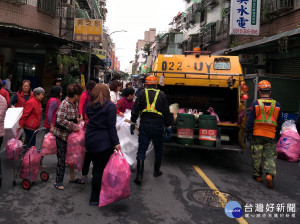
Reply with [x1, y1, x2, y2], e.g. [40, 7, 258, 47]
[229, 0, 261, 36]
[74, 19, 103, 42]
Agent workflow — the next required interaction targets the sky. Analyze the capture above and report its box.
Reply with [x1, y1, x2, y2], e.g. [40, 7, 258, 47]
[105, 0, 186, 72]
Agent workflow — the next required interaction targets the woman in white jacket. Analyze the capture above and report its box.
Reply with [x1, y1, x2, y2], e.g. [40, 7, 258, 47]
[109, 80, 122, 104]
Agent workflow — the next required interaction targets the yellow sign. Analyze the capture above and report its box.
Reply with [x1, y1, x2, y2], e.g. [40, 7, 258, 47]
[74, 19, 103, 42]
[92, 48, 106, 60]
[81, 74, 85, 88]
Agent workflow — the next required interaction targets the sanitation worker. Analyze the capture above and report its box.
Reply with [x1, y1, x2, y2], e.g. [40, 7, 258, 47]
[130, 75, 172, 185]
[245, 80, 282, 189]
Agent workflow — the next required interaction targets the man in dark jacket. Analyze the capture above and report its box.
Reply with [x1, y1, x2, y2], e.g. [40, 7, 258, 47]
[130, 75, 172, 185]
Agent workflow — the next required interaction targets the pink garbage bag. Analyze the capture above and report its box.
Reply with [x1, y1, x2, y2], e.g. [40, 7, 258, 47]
[19, 146, 42, 181]
[41, 133, 57, 156]
[207, 107, 220, 123]
[276, 130, 300, 162]
[99, 149, 131, 207]
[6, 138, 23, 160]
[66, 128, 85, 171]
[178, 108, 185, 113]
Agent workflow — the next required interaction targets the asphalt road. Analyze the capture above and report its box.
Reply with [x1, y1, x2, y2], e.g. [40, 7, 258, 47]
[0, 131, 299, 224]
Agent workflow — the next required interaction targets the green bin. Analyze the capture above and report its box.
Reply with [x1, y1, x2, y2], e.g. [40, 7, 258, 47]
[176, 113, 195, 145]
[198, 115, 218, 147]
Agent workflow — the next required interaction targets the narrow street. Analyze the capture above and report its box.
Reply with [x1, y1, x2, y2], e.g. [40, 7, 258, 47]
[0, 132, 299, 224]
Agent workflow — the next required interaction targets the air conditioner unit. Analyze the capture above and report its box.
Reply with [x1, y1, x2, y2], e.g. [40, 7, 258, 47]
[255, 69, 266, 74]
[254, 54, 267, 65]
[62, 0, 73, 7]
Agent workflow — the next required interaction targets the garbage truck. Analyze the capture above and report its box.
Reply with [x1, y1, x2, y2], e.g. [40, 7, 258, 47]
[151, 52, 248, 152]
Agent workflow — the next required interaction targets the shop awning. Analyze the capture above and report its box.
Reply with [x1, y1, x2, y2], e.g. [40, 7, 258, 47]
[0, 22, 85, 48]
[92, 54, 106, 67]
[230, 28, 300, 52]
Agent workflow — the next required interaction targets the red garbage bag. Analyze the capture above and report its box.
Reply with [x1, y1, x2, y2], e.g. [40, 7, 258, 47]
[19, 146, 41, 181]
[66, 128, 85, 171]
[6, 138, 23, 160]
[41, 132, 57, 156]
[276, 130, 300, 162]
[99, 149, 131, 207]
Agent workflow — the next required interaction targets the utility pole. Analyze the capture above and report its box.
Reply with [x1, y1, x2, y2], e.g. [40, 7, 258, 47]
[87, 7, 94, 81]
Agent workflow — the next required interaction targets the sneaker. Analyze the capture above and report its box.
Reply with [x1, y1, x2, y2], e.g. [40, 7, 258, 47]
[266, 174, 274, 189]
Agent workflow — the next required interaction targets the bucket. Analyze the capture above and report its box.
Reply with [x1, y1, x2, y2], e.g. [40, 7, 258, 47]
[198, 115, 218, 147]
[176, 113, 195, 145]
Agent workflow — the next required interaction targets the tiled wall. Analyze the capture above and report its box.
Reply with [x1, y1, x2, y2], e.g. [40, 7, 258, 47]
[0, 1, 60, 37]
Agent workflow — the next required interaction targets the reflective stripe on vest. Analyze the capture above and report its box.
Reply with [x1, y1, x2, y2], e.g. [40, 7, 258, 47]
[254, 99, 277, 125]
[141, 89, 162, 116]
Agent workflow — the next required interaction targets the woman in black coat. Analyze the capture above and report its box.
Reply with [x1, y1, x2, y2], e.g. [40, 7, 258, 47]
[296, 113, 300, 135]
[85, 84, 120, 206]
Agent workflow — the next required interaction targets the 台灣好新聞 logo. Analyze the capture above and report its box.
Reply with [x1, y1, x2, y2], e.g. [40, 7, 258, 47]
[225, 201, 243, 218]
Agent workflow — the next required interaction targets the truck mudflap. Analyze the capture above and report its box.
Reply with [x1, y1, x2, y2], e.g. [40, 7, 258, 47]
[163, 126, 245, 152]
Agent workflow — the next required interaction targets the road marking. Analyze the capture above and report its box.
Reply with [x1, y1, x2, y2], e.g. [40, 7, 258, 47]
[193, 165, 248, 224]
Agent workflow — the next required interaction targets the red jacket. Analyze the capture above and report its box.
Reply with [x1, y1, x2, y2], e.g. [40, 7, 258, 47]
[16, 91, 34, 107]
[0, 88, 10, 107]
[19, 97, 42, 130]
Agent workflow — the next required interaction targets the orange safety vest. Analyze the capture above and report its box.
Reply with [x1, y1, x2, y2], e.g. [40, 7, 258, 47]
[253, 99, 280, 139]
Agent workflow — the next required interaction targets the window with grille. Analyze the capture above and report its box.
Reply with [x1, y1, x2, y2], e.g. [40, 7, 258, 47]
[202, 24, 216, 45]
[37, 0, 56, 17]
[269, 0, 294, 13]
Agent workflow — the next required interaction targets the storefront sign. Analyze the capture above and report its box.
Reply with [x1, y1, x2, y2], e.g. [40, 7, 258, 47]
[92, 48, 106, 59]
[74, 19, 103, 42]
[230, 0, 261, 36]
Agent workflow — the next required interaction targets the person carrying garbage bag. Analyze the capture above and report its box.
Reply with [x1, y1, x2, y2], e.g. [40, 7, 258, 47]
[245, 80, 282, 189]
[130, 75, 172, 185]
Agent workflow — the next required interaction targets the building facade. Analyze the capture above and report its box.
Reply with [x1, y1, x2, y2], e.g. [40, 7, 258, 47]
[0, 0, 108, 92]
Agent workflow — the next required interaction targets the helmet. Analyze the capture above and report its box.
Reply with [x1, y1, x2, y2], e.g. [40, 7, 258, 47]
[145, 75, 158, 85]
[257, 80, 271, 91]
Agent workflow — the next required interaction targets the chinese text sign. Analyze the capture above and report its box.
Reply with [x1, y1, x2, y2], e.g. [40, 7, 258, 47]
[230, 0, 261, 36]
[74, 19, 103, 42]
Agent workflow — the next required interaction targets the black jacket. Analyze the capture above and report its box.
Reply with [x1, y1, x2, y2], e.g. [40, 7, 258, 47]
[131, 88, 172, 127]
[296, 113, 300, 135]
[85, 101, 119, 153]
